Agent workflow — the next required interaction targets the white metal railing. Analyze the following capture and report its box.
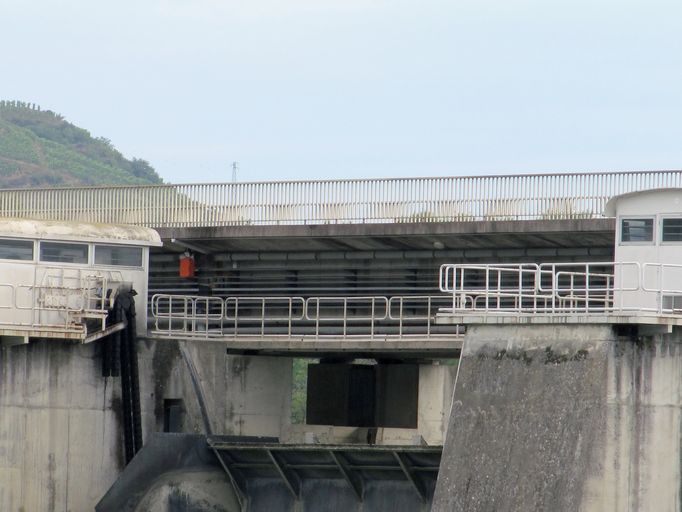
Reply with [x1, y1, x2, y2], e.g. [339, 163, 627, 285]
[0, 268, 121, 334]
[438, 261, 682, 316]
[150, 294, 462, 340]
[0, 170, 681, 227]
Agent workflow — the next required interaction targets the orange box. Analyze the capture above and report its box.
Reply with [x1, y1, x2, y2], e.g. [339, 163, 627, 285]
[179, 255, 195, 278]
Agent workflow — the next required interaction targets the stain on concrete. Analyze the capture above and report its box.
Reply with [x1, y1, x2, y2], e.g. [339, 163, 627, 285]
[47, 452, 56, 512]
[110, 395, 126, 471]
[151, 340, 183, 421]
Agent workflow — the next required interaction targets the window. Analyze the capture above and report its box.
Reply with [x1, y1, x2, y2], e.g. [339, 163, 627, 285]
[621, 218, 654, 243]
[95, 245, 143, 267]
[40, 242, 89, 264]
[663, 295, 682, 312]
[662, 218, 682, 242]
[0, 238, 33, 261]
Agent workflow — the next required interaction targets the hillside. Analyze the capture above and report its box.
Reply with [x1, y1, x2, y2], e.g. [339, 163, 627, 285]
[0, 100, 163, 188]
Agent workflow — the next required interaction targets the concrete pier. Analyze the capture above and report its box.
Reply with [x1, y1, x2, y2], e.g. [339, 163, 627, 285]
[432, 324, 682, 512]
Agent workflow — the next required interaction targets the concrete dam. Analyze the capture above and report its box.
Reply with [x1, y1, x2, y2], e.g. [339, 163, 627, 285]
[1, 171, 682, 511]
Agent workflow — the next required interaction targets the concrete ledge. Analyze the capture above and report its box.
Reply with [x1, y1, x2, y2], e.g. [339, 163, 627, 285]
[436, 313, 682, 330]
[157, 218, 614, 241]
[144, 335, 463, 359]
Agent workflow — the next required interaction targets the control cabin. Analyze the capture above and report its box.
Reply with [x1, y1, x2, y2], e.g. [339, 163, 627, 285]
[605, 188, 682, 314]
[0, 218, 161, 345]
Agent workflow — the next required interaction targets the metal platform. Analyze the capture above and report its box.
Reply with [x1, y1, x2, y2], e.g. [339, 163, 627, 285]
[209, 437, 442, 506]
[147, 294, 463, 357]
[0, 320, 125, 346]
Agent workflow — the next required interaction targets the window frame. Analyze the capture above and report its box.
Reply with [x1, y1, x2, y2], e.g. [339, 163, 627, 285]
[619, 216, 656, 245]
[0, 237, 36, 262]
[93, 244, 144, 268]
[660, 216, 682, 245]
[38, 241, 90, 265]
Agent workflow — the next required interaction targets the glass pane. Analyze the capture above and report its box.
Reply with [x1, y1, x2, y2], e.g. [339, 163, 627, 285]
[94, 245, 143, 267]
[0, 239, 33, 261]
[621, 218, 653, 242]
[40, 242, 89, 264]
[662, 218, 682, 242]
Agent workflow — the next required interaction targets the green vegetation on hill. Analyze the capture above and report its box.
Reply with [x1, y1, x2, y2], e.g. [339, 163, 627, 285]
[0, 100, 163, 188]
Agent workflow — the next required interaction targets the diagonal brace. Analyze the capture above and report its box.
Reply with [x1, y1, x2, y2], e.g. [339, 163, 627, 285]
[212, 448, 247, 511]
[330, 450, 363, 502]
[267, 449, 301, 500]
[393, 451, 427, 503]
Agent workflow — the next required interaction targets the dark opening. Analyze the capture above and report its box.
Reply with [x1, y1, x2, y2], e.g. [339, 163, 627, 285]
[306, 363, 418, 428]
[163, 399, 184, 433]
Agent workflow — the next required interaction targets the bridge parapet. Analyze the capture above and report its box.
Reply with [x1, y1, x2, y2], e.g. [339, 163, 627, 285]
[1, 170, 680, 227]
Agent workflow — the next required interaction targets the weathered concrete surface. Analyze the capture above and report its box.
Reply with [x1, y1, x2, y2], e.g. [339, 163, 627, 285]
[0, 341, 124, 512]
[432, 324, 682, 512]
[137, 339, 292, 439]
[418, 363, 456, 446]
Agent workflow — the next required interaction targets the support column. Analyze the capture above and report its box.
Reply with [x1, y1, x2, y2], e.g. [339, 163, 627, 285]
[418, 363, 457, 446]
[433, 324, 682, 512]
[225, 355, 292, 438]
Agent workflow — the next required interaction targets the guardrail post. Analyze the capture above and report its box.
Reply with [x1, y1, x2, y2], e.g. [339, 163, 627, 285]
[426, 296, 432, 337]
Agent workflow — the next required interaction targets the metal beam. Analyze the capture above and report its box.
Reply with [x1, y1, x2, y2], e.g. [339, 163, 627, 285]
[212, 448, 247, 511]
[329, 451, 363, 502]
[267, 449, 301, 500]
[393, 451, 427, 503]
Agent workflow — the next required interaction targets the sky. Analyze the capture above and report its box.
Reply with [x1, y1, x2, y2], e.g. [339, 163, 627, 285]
[2, 0, 681, 184]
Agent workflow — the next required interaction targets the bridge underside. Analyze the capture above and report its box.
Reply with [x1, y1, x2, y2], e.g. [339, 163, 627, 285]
[156, 218, 614, 255]
[146, 334, 462, 359]
[151, 220, 614, 299]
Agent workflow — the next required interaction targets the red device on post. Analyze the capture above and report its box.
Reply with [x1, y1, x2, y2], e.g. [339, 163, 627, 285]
[179, 251, 195, 278]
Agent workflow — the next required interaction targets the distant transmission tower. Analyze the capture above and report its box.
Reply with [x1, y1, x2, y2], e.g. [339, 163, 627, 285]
[231, 161, 238, 182]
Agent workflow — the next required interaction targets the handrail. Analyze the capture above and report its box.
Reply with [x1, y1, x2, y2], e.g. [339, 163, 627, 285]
[439, 261, 682, 316]
[150, 294, 461, 340]
[1, 170, 681, 227]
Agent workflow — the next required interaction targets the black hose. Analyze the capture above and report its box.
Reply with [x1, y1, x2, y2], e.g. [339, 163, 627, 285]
[125, 292, 143, 454]
[102, 287, 144, 465]
[118, 295, 135, 464]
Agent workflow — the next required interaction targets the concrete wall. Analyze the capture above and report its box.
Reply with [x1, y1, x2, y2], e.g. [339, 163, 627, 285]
[136, 340, 292, 438]
[0, 338, 293, 512]
[433, 324, 682, 512]
[0, 341, 123, 512]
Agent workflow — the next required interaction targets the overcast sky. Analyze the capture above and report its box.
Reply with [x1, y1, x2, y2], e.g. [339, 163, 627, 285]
[2, 0, 681, 183]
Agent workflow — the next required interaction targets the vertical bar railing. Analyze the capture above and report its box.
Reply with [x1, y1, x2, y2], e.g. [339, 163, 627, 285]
[3, 170, 680, 227]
